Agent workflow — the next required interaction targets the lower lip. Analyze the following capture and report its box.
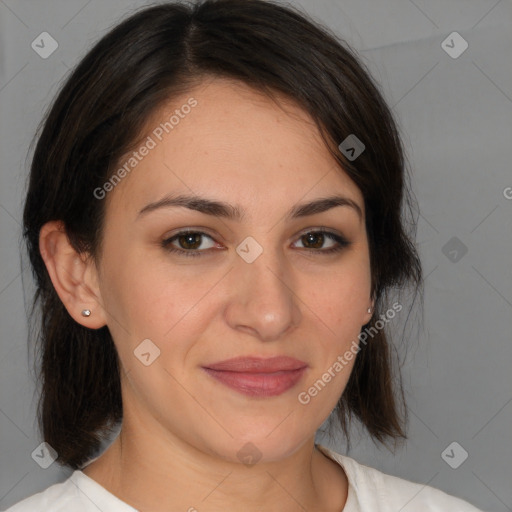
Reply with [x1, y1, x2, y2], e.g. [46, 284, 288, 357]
[202, 367, 307, 397]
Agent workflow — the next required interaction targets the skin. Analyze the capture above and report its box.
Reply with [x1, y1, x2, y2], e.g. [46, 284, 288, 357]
[39, 77, 374, 512]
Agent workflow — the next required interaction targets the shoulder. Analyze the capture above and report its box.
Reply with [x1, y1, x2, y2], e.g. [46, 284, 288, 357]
[316, 444, 485, 512]
[2, 470, 137, 512]
[3, 472, 84, 512]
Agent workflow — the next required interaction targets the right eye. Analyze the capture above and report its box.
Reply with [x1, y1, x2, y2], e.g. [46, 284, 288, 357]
[161, 230, 219, 257]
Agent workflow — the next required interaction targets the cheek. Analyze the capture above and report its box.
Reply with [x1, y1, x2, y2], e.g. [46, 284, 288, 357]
[100, 250, 223, 365]
[300, 263, 369, 399]
[314, 266, 370, 333]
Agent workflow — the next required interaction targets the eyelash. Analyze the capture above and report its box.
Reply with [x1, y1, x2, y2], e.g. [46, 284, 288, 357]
[161, 229, 351, 258]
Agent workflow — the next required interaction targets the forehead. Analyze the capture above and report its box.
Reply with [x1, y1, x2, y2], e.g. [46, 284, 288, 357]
[105, 78, 364, 218]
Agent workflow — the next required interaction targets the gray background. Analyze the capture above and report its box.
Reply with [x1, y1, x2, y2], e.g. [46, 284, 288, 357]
[0, 0, 511, 510]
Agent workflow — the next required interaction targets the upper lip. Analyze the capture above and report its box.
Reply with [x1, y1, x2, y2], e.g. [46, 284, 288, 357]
[203, 356, 308, 373]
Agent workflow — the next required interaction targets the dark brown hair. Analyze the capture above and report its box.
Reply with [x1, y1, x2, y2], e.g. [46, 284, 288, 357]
[23, 0, 423, 469]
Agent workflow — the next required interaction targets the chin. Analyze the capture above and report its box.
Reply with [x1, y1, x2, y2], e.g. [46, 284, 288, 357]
[201, 427, 311, 466]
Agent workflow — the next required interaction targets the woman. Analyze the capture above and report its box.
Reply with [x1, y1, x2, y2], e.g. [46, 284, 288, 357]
[8, 0, 483, 510]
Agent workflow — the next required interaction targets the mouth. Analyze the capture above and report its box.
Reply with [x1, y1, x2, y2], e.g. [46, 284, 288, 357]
[201, 356, 308, 398]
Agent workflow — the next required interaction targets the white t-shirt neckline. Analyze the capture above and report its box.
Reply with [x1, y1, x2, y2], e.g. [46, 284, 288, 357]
[5, 443, 483, 511]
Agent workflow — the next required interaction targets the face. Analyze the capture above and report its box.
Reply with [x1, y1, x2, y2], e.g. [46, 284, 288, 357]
[94, 78, 372, 463]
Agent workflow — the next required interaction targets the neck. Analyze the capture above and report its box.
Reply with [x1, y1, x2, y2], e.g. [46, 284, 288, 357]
[82, 420, 347, 511]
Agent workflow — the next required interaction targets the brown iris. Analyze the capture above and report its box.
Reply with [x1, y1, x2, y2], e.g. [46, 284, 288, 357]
[177, 233, 203, 250]
[301, 232, 325, 249]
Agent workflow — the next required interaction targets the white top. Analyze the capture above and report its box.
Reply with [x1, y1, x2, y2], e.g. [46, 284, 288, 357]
[3, 444, 484, 511]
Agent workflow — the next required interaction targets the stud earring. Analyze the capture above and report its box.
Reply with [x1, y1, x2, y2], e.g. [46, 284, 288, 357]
[367, 307, 372, 314]
[81, 309, 91, 317]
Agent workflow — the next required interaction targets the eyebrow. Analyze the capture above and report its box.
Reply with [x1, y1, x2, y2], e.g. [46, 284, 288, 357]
[137, 193, 363, 222]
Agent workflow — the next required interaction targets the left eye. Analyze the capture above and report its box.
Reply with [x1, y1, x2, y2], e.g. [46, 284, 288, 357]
[293, 231, 341, 250]
[161, 230, 350, 258]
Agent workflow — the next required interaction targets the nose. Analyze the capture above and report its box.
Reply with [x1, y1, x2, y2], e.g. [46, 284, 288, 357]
[224, 245, 301, 342]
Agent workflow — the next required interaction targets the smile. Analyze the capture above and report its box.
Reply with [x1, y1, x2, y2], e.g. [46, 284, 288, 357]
[202, 356, 308, 397]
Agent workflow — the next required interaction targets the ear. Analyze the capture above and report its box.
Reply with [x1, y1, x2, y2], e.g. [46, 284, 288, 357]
[39, 220, 107, 329]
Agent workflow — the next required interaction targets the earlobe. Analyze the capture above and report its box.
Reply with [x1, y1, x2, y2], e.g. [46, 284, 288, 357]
[39, 220, 107, 329]
[365, 299, 375, 324]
